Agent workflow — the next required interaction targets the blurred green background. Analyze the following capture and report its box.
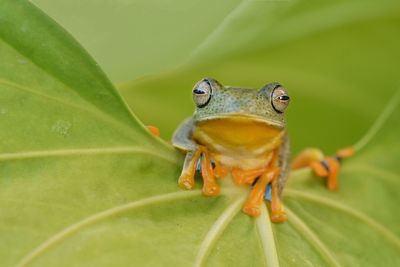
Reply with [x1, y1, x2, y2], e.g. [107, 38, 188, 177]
[31, 0, 400, 153]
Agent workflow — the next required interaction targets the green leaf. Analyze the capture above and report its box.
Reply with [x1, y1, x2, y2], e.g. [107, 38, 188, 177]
[1, 1, 400, 267]
[0, 2, 179, 265]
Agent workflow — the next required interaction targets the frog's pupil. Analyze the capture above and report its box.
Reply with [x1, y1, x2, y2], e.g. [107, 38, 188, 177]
[278, 95, 290, 101]
[194, 89, 206, 94]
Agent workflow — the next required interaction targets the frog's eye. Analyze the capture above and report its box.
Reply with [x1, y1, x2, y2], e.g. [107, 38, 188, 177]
[192, 79, 212, 108]
[271, 85, 290, 113]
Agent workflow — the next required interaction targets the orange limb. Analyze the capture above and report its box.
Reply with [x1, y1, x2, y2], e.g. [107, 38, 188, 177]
[242, 149, 287, 222]
[146, 125, 160, 136]
[178, 149, 201, 190]
[325, 158, 340, 191]
[270, 170, 287, 223]
[201, 149, 220, 196]
[291, 148, 324, 169]
[291, 147, 354, 191]
[213, 161, 229, 179]
[232, 166, 268, 185]
[242, 168, 277, 217]
[336, 147, 354, 158]
[309, 161, 329, 177]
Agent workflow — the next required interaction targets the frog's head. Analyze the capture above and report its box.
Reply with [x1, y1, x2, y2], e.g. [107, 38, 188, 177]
[192, 78, 290, 129]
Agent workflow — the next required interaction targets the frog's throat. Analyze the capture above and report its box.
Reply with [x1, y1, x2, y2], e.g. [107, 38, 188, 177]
[193, 114, 284, 159]
[194, 113, 285, 129]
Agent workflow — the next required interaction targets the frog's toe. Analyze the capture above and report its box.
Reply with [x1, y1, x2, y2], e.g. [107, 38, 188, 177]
[231, 171, 246, 185]
[213, 163, 229, 179]
[179, 180, 194, 190]
[178, 174, 194, 190]
[202, 184, 220, 196]
[146, 125, 160, 136]
[271, 210, 287, 223]
[313, 158, 340, 191]
[309, 160, 329, 177]
[293, 146, 354, 191]
[242, 205, 261, 217]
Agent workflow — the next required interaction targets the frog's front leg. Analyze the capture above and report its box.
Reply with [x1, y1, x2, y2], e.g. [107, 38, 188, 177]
[178, 146, 220, 195]
[242, 134, 290, 222]
[242, 167, 277, 217]
[172, 118, 220, 195]
[291, 147, 354, 190]
[173, 118, 201, 190]
[200, 148, 220, 196]
[178, 149, 201, 190]
[242, 165, 287, 222]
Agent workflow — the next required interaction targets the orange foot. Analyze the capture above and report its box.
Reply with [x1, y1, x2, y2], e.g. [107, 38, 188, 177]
[242, 166, 280, 219]
[201, 149, 220, 196]
[146, 125, 160, 136]
[271, 210, 287, 223]
[213, 161, 229, 179]
[292, 147, 354, 190]
[178, 172, 195, 190]
[243, 205, 261, 217]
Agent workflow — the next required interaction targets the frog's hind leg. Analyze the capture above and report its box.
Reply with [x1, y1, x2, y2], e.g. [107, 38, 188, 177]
[291, 147, 354, 190]
[231, 166, 268, 185]
[213, 161, 229, 179]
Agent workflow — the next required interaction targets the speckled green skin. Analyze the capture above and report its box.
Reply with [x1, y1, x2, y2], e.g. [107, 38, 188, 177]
[193, 79, 286, 129]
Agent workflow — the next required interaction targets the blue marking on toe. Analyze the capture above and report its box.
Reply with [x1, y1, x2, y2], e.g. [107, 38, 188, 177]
[321, 159, 330, 172]
[264, 184, 272, 202]
[196, 157, 215, 172]
[195, 158, 201, 171]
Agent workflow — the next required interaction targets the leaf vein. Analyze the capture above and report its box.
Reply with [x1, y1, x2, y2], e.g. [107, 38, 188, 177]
[0, 78, 143, 141]
[285, 189, 400, 250]
[256, 204, 280, 267]
[353, 89, 400, 151]
[285, 207, 341, 267]
[0, 146, 179, 165]
[193, 195, 246, 267]
[345, 164, 400, 185]
[15, 190, 202, 267]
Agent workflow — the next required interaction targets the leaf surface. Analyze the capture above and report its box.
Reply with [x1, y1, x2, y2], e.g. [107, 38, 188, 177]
[0, 1, 399, 267]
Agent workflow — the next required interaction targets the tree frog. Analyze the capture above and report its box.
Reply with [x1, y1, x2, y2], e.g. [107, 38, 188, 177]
[171, 78, 353, 223]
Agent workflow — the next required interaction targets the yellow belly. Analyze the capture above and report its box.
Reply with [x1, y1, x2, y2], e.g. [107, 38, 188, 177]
[192, 116, 284, 170]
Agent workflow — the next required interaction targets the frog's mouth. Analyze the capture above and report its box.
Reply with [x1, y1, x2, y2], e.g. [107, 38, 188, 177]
[195, 113, 284, 128]
[193, 114, 284, 150]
